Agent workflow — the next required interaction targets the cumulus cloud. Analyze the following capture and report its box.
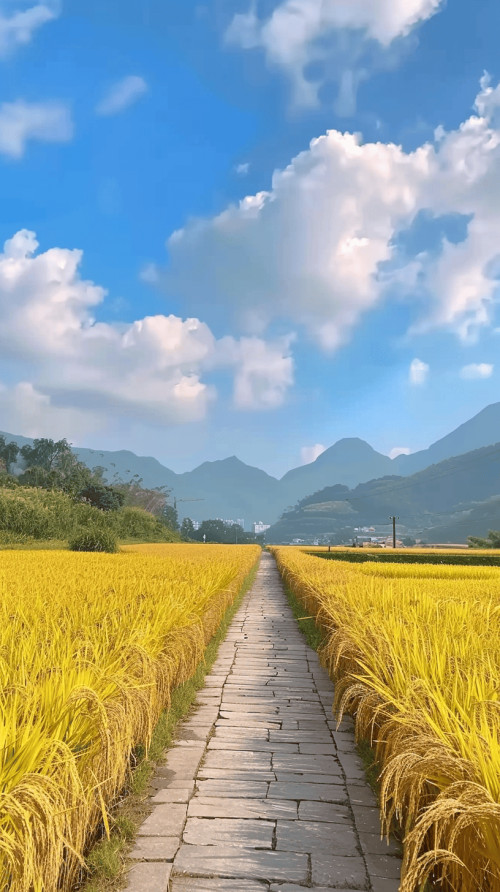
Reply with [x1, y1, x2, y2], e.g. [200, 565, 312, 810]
[0, 381, 98, 441]
[167, 131, 430, 350]
[0, 230, 294, 438]
[161, 76, 500, 351]
[96, 75, 148, 116]
[225, 0, 444, 110]
[217, 334, 295, 409]
[389, 446, 411, 459]
[460, 362, 494, 380]
[0, 99, 72, 158]
[0, 1, 58, 57]
[301, 443, 326, 464]
[409, 358, 429, 385]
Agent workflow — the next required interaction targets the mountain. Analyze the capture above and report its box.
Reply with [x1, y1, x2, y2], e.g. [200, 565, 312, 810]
[73, 446, 178, 490]
[393, 402, 500, 475]
[266, 442, 500, 544]
[174, 457, 282, 524]
[280, 438, 393, 505]
[2, 400, 500, 527]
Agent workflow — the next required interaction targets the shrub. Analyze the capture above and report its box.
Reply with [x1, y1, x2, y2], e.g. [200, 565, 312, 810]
[69, 527, 118, 553]
[112, 506, 175, 541]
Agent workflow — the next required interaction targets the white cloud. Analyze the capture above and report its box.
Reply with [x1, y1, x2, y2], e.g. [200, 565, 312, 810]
[140, 262, 160, 284]
[0, 230, 294, 439]
[96, 75, 148, 117]
[0, 99, 72, 158]
[235, 162, 251, 175]
[162, 77, 500, 351]
[225, 0, 444, 110]
[0, 2, 58, 57]
[460, 363, 493, 380]
[0, 381, 98, 441]
[167, 131, 430, 350]
[301, 443, 326, 464]
[409, 358, 429, 385]
[218, 334, 295, 409]
[389, 446, 411, 459]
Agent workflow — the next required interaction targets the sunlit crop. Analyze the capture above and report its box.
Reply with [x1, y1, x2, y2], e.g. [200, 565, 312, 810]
[271, 546, 500, 892]
[0, 543, 259, 891]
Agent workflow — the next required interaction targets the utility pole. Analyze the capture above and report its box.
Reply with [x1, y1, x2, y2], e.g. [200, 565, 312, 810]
[389, 515, 399, 548]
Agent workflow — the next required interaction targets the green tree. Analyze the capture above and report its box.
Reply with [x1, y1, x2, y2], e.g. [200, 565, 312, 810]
[0, 436, 19, 473]
[162, 502, 179, 531]
[19, 438, 98, 496]
[21, 438, 73, 471]
[79, 483, 125, 512]
[193, 519, 253, 544]
[468, 530, 500, 548]
[180, 517, 196, 540]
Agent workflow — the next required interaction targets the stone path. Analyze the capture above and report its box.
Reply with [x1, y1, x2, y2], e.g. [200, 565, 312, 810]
[125, 553, 402, 892]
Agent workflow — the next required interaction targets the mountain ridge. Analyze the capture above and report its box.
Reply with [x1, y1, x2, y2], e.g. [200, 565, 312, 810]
[2, 400, 500, 525]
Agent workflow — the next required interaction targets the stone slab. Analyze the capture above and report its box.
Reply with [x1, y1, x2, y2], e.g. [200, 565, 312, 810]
[358, 832, 402, 858]
[268, 783, 347, 802]
[188, 797, 298, 820]
[369, 878, 401, 892]
[129, 836, 179, 861]
[125, 862, 172, 891]
[276, 819, 358, 855]
[138, 804, 187, 837]
[298, 800, 352, 824]
[274, 772, 345, 785]
[173, 845, 309, 883]
[364, 853, 402, 879]
[150, 788, 192, 803]
[196, 780, 269, 798]
[171, 880, 268, 892]
[208, 739, 298, 753]
[184, 817, 274, 848]
[197, 768, 276, 782]
[311, 852, 369, 889]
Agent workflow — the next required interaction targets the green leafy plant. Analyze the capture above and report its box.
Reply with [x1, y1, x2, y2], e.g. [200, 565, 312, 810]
[69, 527, 118, 553]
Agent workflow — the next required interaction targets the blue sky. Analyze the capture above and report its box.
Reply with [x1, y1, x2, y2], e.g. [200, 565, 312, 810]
[0, 0, 499, 478]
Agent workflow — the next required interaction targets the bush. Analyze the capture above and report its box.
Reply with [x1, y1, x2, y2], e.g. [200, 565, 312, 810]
[69, 527, 118, 553]
[112, 506, 176, 542]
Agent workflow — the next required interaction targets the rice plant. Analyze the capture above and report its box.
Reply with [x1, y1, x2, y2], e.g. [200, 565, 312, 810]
[271, 546, 500, 892]
[0, 544, 260, 891]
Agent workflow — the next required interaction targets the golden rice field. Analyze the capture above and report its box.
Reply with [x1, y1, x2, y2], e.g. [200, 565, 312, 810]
[271, 546, 500, 892]
[0, 543, 259, 892]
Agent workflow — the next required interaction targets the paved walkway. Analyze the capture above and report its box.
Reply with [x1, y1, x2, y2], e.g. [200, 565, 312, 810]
[125, 553, 402, 892]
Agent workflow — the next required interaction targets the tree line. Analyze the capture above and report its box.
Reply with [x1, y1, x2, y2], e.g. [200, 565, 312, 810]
[0, 435, 177, 524]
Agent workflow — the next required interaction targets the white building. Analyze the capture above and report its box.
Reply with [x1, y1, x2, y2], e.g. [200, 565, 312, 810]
[254, 522, 271, 535]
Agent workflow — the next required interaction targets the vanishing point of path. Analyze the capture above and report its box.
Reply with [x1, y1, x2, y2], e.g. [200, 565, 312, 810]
[125, 553, 402, 892]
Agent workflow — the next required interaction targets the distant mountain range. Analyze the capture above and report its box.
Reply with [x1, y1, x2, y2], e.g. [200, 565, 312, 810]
[2, 401, 500, 529]
[266, 442, 500, 544]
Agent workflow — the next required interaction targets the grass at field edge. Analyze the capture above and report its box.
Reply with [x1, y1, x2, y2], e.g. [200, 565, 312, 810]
[78, 555, 260, 892]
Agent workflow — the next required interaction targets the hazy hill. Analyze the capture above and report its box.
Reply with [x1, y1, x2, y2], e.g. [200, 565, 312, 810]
[2, 400, 500, 526]
[173, 456, 282, 523]
[267, 442, 500, 543]
[393, 402, 500, 474]
[280, 438, 393, 504]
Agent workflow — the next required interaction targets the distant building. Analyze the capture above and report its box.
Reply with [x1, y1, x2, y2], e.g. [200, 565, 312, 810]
[254, 521, 271, 535]
[192, 520, 201, 531]
[214, 518, 246, 530]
